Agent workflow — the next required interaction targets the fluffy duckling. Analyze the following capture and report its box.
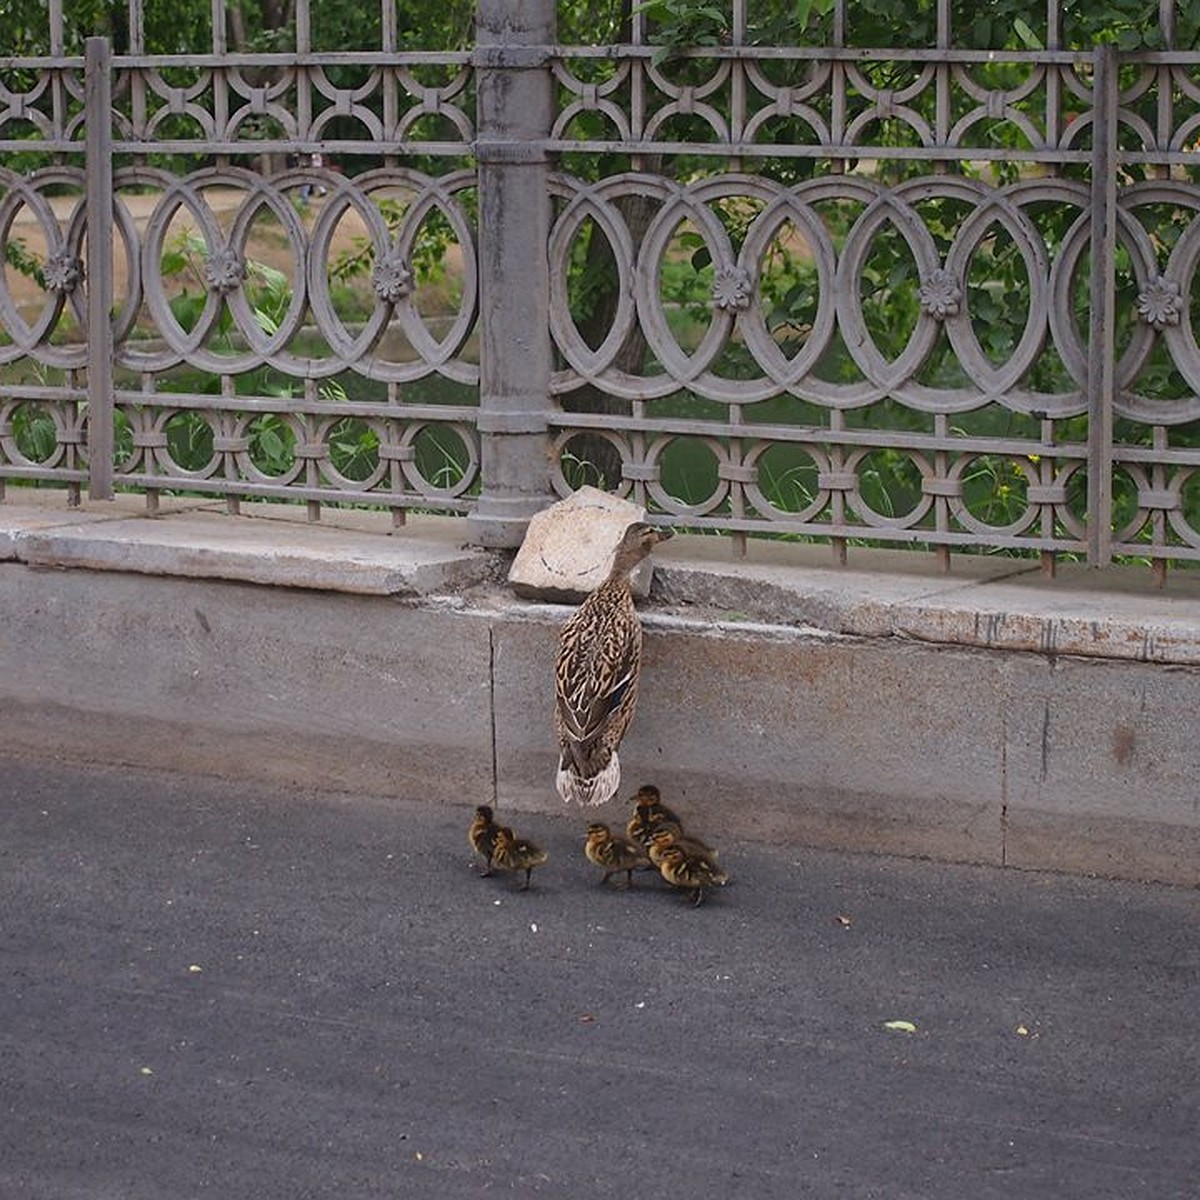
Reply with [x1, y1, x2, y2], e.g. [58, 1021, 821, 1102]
[646, 826, 721, 871]
[468, 804, 501, 876]
[656, 843, 730, 907]
[584, 822, 651, 888]
[492, 826, 549, 891]
[626, 784, 685, 847]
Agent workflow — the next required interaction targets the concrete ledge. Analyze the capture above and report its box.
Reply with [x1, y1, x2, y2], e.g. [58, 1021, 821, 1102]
[653, 537, 1200, 666]
[1, 493, 1197, 885]
[0, 492, 495, 596]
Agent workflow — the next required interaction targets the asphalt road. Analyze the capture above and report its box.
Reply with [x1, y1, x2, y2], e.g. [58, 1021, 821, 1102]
[1, 755, 1197, 1200]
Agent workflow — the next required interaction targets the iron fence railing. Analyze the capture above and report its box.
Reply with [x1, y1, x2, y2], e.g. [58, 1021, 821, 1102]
[2, 0, 1199, 573]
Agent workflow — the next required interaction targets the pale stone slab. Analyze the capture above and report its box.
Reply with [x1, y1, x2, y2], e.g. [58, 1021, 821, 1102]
[507, 486, 655, 601]
[13, 509, 491, 596]
[0, 506, 116, 560]
[654, 535, 1200, 666]
[0, 494, 207, 560]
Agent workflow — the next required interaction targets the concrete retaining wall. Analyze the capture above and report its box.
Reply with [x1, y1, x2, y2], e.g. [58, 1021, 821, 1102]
[1, 495, 1197, 885]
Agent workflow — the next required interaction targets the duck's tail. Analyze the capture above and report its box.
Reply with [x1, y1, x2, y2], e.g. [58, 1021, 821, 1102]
[556, 750, 621, 807]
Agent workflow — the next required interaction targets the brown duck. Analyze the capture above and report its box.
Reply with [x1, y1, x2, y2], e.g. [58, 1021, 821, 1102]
[554, 521, 674, 806]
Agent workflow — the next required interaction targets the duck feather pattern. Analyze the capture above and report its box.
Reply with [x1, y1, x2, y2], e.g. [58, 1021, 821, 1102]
[553, 521, 672, 806]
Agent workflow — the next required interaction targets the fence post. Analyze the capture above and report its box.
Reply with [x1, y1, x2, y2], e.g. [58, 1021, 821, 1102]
[85, 36, 114, 501]
[1086, 44, 1118, 567]
[467, 0, 557, 548]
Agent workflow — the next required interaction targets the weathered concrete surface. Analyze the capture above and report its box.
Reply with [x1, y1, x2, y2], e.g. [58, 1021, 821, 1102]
[1002, 654, 1200, 881]
[1, 494, 1198, 883]
[3, 493, 493, 596]
[0, 567, 494, 803]
[653, 536, 1200, 665]
[491, 607, 1004, 865]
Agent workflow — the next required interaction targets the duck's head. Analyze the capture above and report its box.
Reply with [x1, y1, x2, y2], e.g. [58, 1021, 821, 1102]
[632, 783, 662, 806]
[474, 804, 494, 821]
[658, 845, 687, 868]
[611, 522, 674, 575]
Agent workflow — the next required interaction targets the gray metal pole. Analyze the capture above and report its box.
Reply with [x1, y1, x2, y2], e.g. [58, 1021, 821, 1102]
[1086, 44, 1117, 568]
[467, 0, 557, 548]
[85, 36, 114, 501]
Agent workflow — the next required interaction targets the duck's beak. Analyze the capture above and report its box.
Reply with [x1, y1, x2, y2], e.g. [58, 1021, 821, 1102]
[652, 527, 675, 543]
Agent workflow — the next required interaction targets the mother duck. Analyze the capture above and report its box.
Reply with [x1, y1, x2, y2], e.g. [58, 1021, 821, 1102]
[554, 520, 674, 805]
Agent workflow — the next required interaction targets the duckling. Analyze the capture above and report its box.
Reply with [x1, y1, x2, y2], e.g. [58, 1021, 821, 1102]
[554, 522, 674, 806]
[584, 822, 651, 888]
[646, 826, 721, 871]
[626, 784, 685, 847]
[492, 826, 549, 891]
[468, 804, 501, 876]
[656, 843, 730, 907]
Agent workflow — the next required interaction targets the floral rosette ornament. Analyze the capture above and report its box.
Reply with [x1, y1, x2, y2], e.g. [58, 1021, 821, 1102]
[1136, 275, 1182, 331]
[372, 252, 414, 305]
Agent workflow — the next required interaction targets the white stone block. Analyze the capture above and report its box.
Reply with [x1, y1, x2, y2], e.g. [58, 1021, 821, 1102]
[507, 486, 654, 600]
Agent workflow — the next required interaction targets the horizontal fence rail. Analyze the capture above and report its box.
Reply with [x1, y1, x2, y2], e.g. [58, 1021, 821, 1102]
[1, 0, 1198, 569]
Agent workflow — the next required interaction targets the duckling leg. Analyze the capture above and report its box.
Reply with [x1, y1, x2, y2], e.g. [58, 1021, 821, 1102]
[519, 868, 534, 891]
[478, 855, 495, 878]
[690, 887, 705, 907]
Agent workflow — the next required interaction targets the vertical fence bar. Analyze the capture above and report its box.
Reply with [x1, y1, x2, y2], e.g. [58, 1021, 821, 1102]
[1086, 44, 1118, 567]
[85, 36, 114, 501]
[468, 0, 557, 547]
[211, 0, 227, 54]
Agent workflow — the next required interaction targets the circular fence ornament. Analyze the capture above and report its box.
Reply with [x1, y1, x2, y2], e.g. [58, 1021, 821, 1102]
[711, 265, 753, 311]
[918, 267, 961, 320]
[202, 248, 248, 295]
[1136, 275, 1182, 331]
[43, 249, 83, 296]
[372, 252, 414, 304]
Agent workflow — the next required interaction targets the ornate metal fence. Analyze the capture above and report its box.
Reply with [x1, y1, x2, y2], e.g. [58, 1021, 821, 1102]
[1, 0, 482, 523]
[2, 0, 1199, 572]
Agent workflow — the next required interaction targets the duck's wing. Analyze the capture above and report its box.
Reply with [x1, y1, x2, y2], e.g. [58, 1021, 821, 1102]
[554, 598, 642, 775]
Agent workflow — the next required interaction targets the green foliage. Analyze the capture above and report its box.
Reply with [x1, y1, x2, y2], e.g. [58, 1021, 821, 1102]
[628, 0, 1200, 53]
[328, 416, 380, 482]
[4, 237, 45, 289]
[329, 199, 465, 301]
[10, 402, 57, 463]
[1063, 0, 1198, 51]
[634, 0, 730, 64]
[160, 229, 293, 347]
[248, 414, 294, 475]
